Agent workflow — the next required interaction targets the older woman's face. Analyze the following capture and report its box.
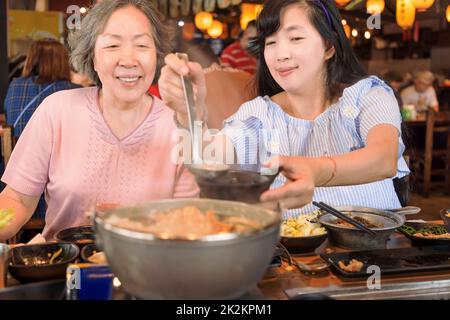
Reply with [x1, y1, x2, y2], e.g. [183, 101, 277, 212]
[94, 5, 156, 103]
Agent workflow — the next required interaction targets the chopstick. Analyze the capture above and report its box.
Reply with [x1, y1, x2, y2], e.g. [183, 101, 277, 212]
[312, 201, 377, 237]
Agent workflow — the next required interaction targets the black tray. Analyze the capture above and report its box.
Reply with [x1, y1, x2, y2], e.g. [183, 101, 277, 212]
[398, 222, 450, 247]
[0, 279, 66, 300]
[320, 245, 450, 278]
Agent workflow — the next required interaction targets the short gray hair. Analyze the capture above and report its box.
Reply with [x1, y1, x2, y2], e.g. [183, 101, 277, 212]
[68, 0, 171, 87]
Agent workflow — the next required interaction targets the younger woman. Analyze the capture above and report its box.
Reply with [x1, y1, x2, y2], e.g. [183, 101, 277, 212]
[159, 0, 409, 217]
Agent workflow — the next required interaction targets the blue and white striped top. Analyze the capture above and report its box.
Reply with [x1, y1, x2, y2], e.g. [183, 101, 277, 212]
[222, 76, 410, 218]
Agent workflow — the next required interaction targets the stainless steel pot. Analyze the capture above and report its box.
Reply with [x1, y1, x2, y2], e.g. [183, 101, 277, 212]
[94, 199, 280, 299]
[317, 206, 412, 250]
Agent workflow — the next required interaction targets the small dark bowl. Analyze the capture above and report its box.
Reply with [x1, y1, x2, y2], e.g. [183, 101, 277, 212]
[280, 233, 328, 254]
[195, 165, 279, 203]
[80, 243, 99, 263]
[55, 225, 95, 249]
[9, 242, 79, 283]
[440, 209, 450, 230]
[398, 221, 450, 247]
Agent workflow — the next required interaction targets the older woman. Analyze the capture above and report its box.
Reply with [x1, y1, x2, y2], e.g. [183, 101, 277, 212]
[0, 0, 198, 241]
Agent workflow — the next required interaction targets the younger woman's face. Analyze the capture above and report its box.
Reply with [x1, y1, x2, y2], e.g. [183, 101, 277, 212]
[264, 4, 334, 94]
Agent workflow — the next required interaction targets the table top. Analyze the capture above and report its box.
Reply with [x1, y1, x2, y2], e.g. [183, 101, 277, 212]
[259, 220, 450, 300]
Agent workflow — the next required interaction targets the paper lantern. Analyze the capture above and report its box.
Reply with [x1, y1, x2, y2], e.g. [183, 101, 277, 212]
[366, 0, 385, 15]
[343, 24, 351, 38]
[240, 3, 263, 30]
[411, 0, 434, 12]
[195, 11, 213, 30]
[335, 0, 352, 7]
[396, 0, 415, 29]
[447, 5, 450, 23]
[207, 20, 224, 38]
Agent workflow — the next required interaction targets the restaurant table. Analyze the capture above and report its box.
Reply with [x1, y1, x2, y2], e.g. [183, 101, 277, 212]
[1, 221, 449, 300]
[258, 220, 450, 300]
[403, 113, 449, 170]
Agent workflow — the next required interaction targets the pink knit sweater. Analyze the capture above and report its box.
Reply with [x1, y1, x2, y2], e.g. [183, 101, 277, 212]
[2, 87, 199, 239]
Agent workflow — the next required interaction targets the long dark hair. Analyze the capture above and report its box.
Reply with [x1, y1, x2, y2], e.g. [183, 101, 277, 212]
[249, 0, 367, 99]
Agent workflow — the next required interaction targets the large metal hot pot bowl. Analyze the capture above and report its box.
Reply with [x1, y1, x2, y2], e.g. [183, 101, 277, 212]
[94, 199, 280, 299]
[318, 206, 407, 250]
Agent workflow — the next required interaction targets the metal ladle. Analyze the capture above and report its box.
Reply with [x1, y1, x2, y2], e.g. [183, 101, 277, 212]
[185, 163, 230, 180]
[176, 52, 230, 180]
[388, 206, 421, 216]
[277, 242, 329, 273]
[292, 259, 330, 273]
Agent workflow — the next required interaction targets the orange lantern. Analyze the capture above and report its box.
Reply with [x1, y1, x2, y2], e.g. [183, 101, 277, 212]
[240, 3, 263, 30]
[366, 0, 385, 15]
[207, 20, 224, 38]
[194, 11, 213, 30]
[397, 0, 415, 29]
[335, 0, 351, 7]
[343, 24, 351, 38]
[447, 5, 450, 23]
[411, 0, 434, 12]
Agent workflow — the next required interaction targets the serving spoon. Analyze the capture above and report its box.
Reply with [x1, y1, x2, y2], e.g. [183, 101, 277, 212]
[276, 231, 329, 273]
[176, 52, 231, 180]
[388, 206, 421, 216]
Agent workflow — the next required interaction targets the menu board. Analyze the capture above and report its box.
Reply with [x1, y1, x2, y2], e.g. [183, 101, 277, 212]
[8, 9, 63, 57]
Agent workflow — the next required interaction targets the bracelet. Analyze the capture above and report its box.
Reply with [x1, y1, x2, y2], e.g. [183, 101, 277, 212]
[322, 157, 337, 186]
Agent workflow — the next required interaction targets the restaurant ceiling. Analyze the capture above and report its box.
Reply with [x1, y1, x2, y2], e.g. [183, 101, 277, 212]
[340, 0, 450, 20]
[43, 0, 450, 31]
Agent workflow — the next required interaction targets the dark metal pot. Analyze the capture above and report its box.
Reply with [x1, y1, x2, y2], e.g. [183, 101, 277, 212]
[94, 199, 280, 299]
[317, 206, 409, 250]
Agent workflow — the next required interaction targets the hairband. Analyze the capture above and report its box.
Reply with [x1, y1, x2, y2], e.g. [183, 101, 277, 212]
[315, 0, 333, 28]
